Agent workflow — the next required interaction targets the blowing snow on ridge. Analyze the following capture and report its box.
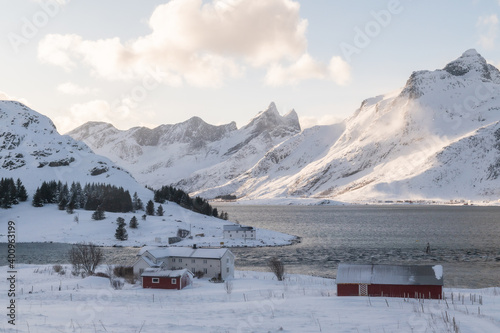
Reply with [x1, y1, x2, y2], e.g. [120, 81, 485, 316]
[68, 50, 500, 203]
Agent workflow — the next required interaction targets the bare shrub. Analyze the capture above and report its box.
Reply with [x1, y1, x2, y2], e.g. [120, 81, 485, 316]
[268, 256, 285, 281]
[68, 242, 104, 276]
[52, 264, 64, 274]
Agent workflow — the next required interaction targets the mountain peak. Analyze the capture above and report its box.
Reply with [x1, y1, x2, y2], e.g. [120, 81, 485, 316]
[443, 48, 492, 79]
[244, 103, 300, 134]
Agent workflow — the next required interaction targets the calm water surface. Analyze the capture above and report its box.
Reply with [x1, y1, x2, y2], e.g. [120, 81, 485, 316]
[215, 204, 500, 288]
[2, 205, 499, 288]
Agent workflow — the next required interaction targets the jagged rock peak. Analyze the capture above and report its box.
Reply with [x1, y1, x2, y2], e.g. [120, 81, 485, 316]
[245, 102, 300, 132]
[443, 48, 494, 80]
[400, 49, 500, 99]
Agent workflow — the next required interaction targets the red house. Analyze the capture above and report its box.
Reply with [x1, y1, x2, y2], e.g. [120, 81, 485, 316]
[141, 269, 192, 290]
[336, 264, 443, 299]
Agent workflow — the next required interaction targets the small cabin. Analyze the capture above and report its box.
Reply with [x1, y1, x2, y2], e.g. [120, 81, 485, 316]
[141, 269, 192, 290]
[336, 263, 443, 299]
[223, 225, 256, 240]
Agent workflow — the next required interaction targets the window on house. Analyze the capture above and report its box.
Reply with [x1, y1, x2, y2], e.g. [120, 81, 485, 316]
[203, 268, 208, 274]
[203, 259, 207, 264]
[152, 278, 159, 283]
[179, 259, 183, 263]
[227, 267, 229, 273]
[172, 258, 176, 262]
[191, 259, 195, 263]
[171, 278, 177, 284]
[226, 258, 229, 263]
[139, 268, 144, 275]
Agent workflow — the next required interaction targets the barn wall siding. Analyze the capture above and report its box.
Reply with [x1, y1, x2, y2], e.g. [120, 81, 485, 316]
[337, 284, 442, 299]
[143, 276, 180, 290]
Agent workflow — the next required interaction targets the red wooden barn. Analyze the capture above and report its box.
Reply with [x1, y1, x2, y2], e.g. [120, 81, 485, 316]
[141, 269, 192, 290]
[336, 263, 443, 299]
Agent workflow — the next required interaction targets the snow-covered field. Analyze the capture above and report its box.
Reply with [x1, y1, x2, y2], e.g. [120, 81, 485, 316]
[1, 264, 499, 333]
[1, 202, 296, 247]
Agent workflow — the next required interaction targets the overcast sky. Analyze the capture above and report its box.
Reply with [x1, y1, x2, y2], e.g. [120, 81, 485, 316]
[1, 0, 500, 133]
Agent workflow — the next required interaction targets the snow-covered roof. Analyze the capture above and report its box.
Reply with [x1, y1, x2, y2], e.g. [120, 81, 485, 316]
[336, 264, 443, 286]
[143, 247, 232, 260]
[141, 268, 190, 278]
[223, 225, 254, 231]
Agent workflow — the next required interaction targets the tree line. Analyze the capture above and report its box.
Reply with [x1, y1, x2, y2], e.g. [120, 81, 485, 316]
[153, 185, 228, 220]
[32, 180, 134, 213]
[0, 178, 28, 209]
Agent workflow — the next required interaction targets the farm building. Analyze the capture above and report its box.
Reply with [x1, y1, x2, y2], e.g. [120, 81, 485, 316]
[223, 225, 256, 240]
[336, 263, 443, 299]
[133, 246, 235, 280]
[141, 269, 192, 290]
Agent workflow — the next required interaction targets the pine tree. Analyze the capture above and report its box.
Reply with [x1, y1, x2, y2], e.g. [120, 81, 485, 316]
[91, 205, 106, 220]
[58, 197, 68, 210]
[66, 199, 75, 214]
[146, 200, 155, 216]
[32, 188, 44, 207]
[156, 204, 164, 216]
[115, 217, 128, 241]
[129, 216, 139, 229]
[16, 179, 28, 202]
[133, 192, 144, 211]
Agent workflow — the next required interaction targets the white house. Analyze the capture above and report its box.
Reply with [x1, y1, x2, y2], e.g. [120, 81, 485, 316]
[223, 225, 256, 240]
[133, 247, 235, 280]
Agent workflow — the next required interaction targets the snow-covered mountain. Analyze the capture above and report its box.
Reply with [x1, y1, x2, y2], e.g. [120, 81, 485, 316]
[0, 100, 151, 199]
[197, 49, 500, 202]
[69, 49, 500, 203]
[68, 102, 301, 192]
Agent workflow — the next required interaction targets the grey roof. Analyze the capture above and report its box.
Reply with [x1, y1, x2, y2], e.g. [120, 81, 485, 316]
[223, 225, 254, 231]
[141, 268, 190, 278]
[336, 264, 443, 286]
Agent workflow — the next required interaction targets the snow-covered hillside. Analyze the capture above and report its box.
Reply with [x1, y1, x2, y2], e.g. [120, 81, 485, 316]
[199, 49, 500, 202]
[68, 49, 500, 203]
[68, 102, 301, 193]
[1, 265, 499, 332]
[1, 201, 295, 247]
[0, 100, 150, 199]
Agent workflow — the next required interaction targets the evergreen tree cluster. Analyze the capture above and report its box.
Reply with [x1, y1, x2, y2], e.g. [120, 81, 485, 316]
[154, 185, 227, 219]
[32, 180, 133, 213]
[0, 178, 28, 209]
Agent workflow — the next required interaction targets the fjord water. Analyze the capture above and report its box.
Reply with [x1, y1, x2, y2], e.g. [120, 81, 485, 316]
[216, 204, 500, 288]
[2, 205, 499, 288]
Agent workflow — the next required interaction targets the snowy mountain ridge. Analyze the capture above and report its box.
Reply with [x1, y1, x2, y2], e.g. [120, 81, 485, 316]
[0, 100, 151, 199]
[69, 102, 302, 193]
[70, 49, 500, 202]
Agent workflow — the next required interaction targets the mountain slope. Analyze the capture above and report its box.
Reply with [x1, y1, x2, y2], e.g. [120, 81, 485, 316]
[0, 100, 150, 199]
[68, 49, 500, 203]
[195, 49, 500, 202]
[68, 102, 301, 192]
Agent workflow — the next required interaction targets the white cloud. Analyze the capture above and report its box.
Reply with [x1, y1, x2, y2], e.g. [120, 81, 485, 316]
[265, 54, 351, 86]
[477, 14, 499, 49]
[0, 91, 31, 106]
[38, 0, 347, 87]
[57, 82, 95, 95]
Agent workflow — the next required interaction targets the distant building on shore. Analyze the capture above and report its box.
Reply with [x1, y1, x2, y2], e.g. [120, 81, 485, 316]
[223, 225, 256, 240]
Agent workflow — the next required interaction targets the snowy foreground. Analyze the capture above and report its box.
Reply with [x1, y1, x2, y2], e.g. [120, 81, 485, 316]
[1, 265, 499, 333]
[1, 202, 296, 247]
